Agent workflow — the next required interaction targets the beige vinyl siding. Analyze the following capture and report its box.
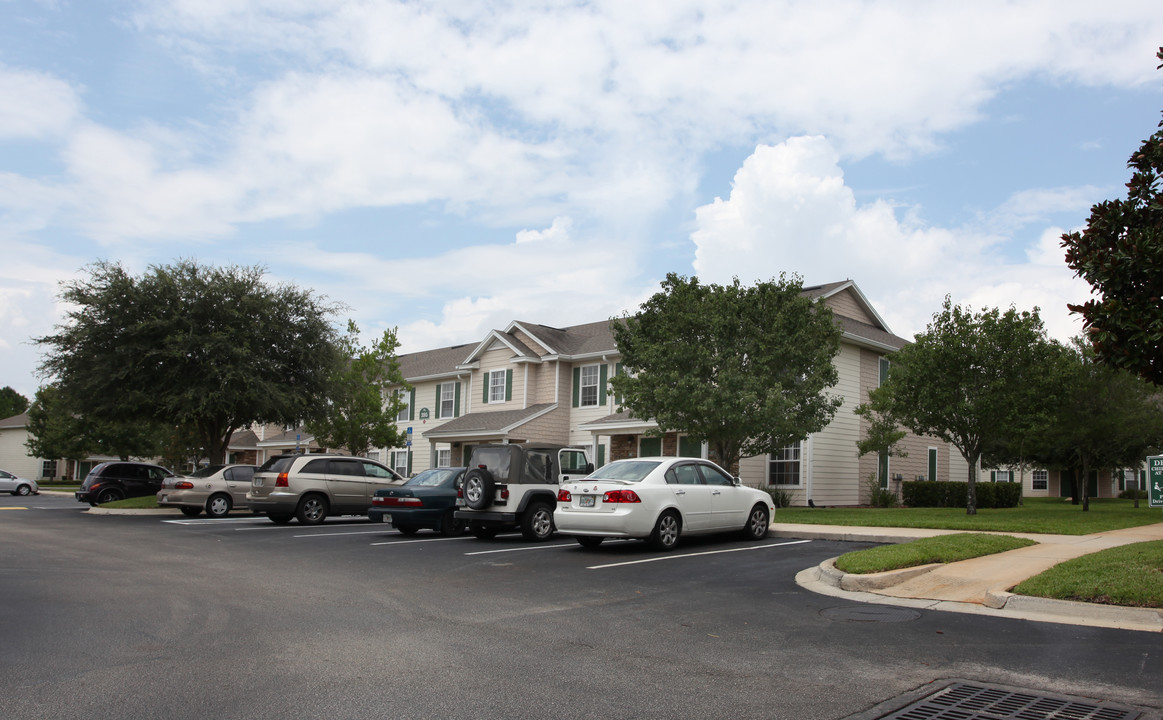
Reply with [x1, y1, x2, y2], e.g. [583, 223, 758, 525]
[805, 341, 862, 506]
[477, 347, 518, 408]
[0, 426, 47, 479]
[822, 288, 875, 325]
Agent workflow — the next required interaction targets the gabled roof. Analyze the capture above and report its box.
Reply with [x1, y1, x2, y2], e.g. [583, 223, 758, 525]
[802, 279, 893, 334]
[398, 343, 476, 382]
[0, 413, 29, 429]
[460, 329, 542, 366]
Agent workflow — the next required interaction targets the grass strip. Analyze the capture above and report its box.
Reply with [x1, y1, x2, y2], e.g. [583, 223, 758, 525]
[778, 497, 1162, 535]
[1013, 540, 1163, 608]
[834, 533, 1036, 574]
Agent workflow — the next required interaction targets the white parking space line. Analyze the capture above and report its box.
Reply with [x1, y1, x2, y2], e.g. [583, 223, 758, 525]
[163, 517, 266, 525]
[464, 542, 577, 556]
[370, 536, 477, 546]
[585, 539, 812, 570]
[292, 529, 395, 538]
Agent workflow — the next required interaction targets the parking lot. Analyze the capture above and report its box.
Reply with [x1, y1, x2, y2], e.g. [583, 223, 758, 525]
[3, 494, 1162, 720]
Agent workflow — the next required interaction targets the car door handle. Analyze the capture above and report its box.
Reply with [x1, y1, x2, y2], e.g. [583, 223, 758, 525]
[674, 490, 686, 496]
[712, 490, 721, 496]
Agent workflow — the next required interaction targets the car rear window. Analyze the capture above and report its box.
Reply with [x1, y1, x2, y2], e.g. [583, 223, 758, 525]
[189, 465, 226, 478]
[590, 461, 660, 482]
[470, 447, 512, 482]
[257, 456, 298, 473]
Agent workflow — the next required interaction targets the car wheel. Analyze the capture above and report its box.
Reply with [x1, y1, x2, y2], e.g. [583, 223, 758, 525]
[206, 494, 232, 518]
[438, 508, 465, 537]
[96, 488, 124, 505]
[296, 495, 329, 525]
[462, 468, 495, 510]
[16, 484, 32, 496]
[180, 506, 203, 517]
[267, 512, 294, 525]
[471, 525, 498, 540]
[520, 501, 555, 541]
[648, 511, 681, 551]
[576, 536, 604, 548]
[742, 504, 770, 540]
[395, 524, 420, 535]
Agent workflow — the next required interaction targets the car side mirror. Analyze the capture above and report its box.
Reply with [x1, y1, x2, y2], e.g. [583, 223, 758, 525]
[733, 476, 742, 487]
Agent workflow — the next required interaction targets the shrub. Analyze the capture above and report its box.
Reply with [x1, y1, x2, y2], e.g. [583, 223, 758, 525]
[865, 475, 900, 508]
[902, 480, 1021, 508]
[763, 486, 796, 508]
[1118, 488, 1148, 500]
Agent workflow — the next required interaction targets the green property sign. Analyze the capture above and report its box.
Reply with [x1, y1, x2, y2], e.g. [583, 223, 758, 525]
[1148, 456, 1163, 508]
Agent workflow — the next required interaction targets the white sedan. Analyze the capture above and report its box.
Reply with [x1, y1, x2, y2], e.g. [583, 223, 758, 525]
[554, 457, 775, 550]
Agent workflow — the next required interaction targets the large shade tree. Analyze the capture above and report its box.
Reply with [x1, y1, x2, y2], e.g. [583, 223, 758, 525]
[860, 298, 1059, 514]
[1024, 339, 1163, 511]
[0, 386, 29, 419]
[610, 273, 843, 473]
[1061, 48, 1163, 385]
[36, 260, 343, 464]
[307, 321, 408, 458]
[25, 383, 162, 462]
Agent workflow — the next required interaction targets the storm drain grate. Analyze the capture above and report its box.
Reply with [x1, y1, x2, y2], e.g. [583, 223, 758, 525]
[878, 683, 1141, 720]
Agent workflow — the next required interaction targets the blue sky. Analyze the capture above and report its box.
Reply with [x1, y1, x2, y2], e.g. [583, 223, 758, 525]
[2, 0, 1162, 401]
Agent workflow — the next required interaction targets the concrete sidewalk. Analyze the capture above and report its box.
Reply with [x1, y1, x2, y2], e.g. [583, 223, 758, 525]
[775, 522, 1163, 633]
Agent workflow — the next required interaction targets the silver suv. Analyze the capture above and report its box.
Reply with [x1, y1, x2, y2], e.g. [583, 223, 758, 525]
[454, 443, 592, 541]
[247, 454, 405, 525]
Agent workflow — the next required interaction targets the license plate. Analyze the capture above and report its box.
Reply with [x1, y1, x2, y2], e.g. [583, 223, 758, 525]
[579, 495, 596, 507]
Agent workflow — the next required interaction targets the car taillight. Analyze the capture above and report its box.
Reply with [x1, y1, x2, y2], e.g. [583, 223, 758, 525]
[500, 487, 509, 500]
[175, 481, 194, 490]
[557, 489, 572, 502]
[603, 489, 641, 504]
[373, 496, 422, 507]
[275, 473, 289, 487]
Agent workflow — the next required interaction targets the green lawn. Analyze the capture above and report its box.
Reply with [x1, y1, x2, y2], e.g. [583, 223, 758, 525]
[834, 533, 1036, 574]
[777, 497, 1163, 535]
[1013, 541, 1163, 608]
[99, 495, 162, 509]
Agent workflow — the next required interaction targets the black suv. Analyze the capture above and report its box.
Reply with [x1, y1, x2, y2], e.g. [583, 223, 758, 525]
[76, 462, 175, 506]
[454, 443, 592, 541]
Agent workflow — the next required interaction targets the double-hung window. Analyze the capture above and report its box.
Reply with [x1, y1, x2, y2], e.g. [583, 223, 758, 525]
[768, 442, 801, 486]
[489, 370, 507, 403]
[1032, 470, 1048, 491]
[390, 450, 410, 478]
[580, 365, 600, 407]
[396, 389, 410, 422]
[439, 383, 455, 418]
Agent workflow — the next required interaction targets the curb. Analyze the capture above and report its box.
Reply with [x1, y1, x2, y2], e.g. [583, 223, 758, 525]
[806, 557, 1163, 633]
[85, 507, 183, 515]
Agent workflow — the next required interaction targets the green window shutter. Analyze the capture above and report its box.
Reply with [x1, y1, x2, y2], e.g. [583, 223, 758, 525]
[483, 374, 490, 403]
[597, 443, 605, 467]
[505, 369, 512, 401]
[454, 382, 461, 418]
[434, 383, 442, 419]
[615, 362, 624, 405]
[409, 388, 416, 421]
[599, 364, 608, 404]
[572, 367, 581, 407]
[990, 470, 996, 483]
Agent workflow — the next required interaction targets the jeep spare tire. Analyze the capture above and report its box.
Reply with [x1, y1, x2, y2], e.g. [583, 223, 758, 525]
[462, 468, 495, 510]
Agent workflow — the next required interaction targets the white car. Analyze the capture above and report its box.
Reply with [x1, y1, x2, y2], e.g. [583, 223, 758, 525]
[554, 457, 775, 550]
[0, 469, 39, 496]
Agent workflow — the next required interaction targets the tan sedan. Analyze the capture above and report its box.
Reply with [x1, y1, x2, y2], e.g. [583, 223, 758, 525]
[158, 464, 257, 518]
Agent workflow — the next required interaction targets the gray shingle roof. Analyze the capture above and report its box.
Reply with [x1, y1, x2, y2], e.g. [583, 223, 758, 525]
[422, 403, 556, 437]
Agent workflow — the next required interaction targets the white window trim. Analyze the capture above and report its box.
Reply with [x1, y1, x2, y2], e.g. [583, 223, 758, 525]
[579, 364, 600, 408]
[488, 370, 507, 404]
[767, 442, 802, 487]
[440, 383, 455, 418]
[396, 389, 410, 422]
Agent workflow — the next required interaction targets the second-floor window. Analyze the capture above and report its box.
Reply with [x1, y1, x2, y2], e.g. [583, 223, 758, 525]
[489, 370, 507, 403]
[580, 365, 600, 407]
[439, 383, 455, 418]
[396, 389, 410, 422]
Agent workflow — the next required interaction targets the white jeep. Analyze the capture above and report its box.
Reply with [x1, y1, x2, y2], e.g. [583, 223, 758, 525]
[454, 443, 593, 541]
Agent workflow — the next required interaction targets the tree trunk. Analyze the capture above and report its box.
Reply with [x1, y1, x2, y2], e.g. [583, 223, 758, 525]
[1081, 454, 1090, 512]
[965, 451, 979, 515]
